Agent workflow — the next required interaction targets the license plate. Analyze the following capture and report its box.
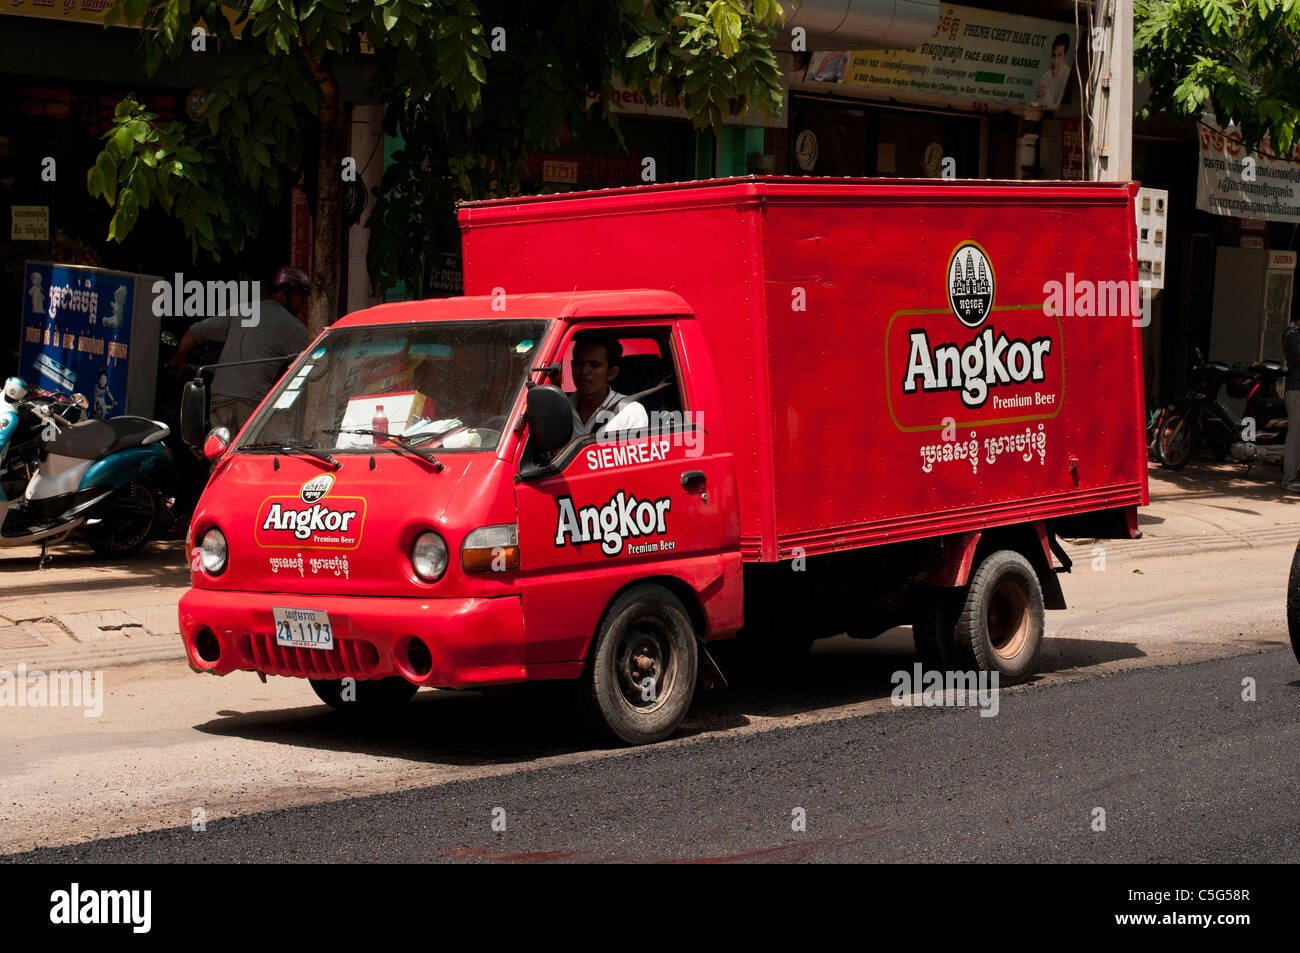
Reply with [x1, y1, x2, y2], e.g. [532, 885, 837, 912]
[273, 607, 334, 650]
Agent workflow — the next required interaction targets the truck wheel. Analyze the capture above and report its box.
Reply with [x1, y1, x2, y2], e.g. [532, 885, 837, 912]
[310, 676, 418, 713]
[1287, 540, 1300, 667]
[579, 584, 698, 745]
[955, 550, 1044, 684]
[912, 587, 975, 671]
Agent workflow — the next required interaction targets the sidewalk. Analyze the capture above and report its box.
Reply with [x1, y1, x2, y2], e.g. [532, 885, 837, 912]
[1060, 460, 1300, 562]
[0, 460, 1295, 673]
[0, 542, 190, 672]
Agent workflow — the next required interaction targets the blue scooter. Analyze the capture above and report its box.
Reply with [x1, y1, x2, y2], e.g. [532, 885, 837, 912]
[0, 376, 175, 562]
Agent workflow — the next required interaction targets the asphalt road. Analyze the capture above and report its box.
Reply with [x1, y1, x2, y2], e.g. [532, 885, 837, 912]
[8, 648, 1297, 863]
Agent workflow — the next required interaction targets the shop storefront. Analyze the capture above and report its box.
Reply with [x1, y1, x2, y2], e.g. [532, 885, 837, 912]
[1132, 109, 1300, 404]
[777, 2, 1085, 182]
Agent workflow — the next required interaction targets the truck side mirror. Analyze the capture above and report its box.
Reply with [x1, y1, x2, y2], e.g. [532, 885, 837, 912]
[180, 378, 208, 448]
[526, 384, 573, 453]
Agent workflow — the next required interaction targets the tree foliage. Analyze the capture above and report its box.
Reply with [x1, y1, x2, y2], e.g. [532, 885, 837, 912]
[1135, 0, 1300, 155]
[369, 0, 784, 296]
[89, 0, 785, 330]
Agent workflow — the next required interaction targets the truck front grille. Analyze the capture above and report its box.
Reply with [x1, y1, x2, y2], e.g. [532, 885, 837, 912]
[243, 633, 380, 678]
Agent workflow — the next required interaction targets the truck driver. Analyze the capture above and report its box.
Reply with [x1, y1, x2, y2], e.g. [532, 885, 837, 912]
[568, 330, 648, 438]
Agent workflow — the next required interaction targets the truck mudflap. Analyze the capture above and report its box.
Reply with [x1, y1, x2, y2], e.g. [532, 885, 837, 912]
[925, 521, 1070, 611]
[179, 590, 526, 689]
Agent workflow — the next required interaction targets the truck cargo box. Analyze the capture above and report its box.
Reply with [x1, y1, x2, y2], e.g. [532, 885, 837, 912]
[460, 177, 1147, 562]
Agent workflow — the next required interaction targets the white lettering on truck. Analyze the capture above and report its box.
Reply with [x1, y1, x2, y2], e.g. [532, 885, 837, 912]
[262, 502, 359, 541]
[903, 326, 1052, 409]
[554, 490, 671, 556]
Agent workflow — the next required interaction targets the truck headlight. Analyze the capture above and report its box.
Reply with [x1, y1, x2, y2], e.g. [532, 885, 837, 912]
[198, 527, 227, 575]
[411, 531, 449, 581]
[462, 524, 519, 572]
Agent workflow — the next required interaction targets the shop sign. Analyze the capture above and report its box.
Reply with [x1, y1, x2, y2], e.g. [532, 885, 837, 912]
[18, 262, 148, 414]
[1240, 218, 1267, 249]
[587, 78, 787, 129]
[1196, 121, 1300, 224]
[1, 1, 252, 34]
[11, 205, 48, 241]
[1060, 120, 1086, 180]
[542, 160, 579, 185]
[807, 4, 1077, 114]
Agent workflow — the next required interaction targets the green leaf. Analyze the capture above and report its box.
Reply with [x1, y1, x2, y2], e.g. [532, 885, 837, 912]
[116, 187, 140, 238]
[95, 152, 118, 205]
[112, 123, 134, 156]
[626, 35, 654, 58]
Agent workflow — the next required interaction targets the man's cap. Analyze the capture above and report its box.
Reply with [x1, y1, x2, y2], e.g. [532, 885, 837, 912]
[273, 266, 311, 292]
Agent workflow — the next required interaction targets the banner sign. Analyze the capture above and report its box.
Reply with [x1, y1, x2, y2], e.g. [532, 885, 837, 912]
[18, 262, 161, 417]
[1, 2, 254, 36]
[1196, 122, 1300, 224]
[807, 3, 1077, 114]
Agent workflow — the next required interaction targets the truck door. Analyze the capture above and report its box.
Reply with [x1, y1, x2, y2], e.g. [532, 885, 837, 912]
[514, 322, 730, 665]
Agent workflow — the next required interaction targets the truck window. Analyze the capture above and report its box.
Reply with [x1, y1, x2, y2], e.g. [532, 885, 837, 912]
[559, 326, 685, 440]
[238, 319, 549, 453]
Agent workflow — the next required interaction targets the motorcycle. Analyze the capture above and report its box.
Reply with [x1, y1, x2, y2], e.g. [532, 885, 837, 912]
[0, 376, 176, 562]
[1156, 351, 1288, 471]
[0, 384, 86, 498]
[1228, 358, 1289, 467]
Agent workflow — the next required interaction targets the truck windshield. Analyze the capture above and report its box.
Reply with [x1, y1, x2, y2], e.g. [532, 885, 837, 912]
[237, 319, 548, 453]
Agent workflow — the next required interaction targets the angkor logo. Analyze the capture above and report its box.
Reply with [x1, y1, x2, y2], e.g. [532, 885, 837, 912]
[947, 241, 995, 329]
[300, 473, 334, 504]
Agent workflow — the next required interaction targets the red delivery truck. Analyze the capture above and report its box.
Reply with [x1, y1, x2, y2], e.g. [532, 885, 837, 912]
[178, 177, 1147, 744]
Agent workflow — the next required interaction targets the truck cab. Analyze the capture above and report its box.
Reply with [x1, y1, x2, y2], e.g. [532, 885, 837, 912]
[180, 290, 742, 744]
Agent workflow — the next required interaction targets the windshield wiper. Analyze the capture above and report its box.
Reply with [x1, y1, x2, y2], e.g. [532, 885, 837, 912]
[321, 429, 444, 471]
[241, 441, 341, 470]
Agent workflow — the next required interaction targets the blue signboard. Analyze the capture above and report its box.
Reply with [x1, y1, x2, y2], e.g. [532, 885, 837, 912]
[18, 263, 135, 419]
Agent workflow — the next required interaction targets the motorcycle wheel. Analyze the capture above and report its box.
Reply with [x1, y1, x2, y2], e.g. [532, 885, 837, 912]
[84, 481, 159, 558]
[1157, 412, 1199, 470]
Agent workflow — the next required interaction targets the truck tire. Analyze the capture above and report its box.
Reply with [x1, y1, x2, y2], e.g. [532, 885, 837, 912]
[579, 584, 698, 745]
[955, 550, 1044, 684]
[310, 676, 418, 713]
[912, 587, 975, 672]
[1287, 540, 1300, 667]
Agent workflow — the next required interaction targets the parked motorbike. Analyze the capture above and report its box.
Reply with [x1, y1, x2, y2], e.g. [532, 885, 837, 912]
[0, 376, 176, 561]
[1228, 358, 1289, 467]
[0, 384, 86, 498]
[1156, 351, 1288, 470]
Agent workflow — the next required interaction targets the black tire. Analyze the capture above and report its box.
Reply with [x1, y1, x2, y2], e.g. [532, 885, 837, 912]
[955, 550, 1045, 685]
[1287, 540, 1300, 667]
[84, 480, 158, 557]
[579, 584, 698, 745]
[912, 586, 975, 671]
[310, 676, 418, 713]
[1157, 412, 1198, 470]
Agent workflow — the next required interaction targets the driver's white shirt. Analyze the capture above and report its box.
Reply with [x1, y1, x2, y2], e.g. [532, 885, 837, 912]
[569, 388, 648, 437]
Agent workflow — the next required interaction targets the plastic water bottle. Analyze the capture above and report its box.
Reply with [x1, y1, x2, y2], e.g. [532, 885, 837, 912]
[372, 404, 388, 446]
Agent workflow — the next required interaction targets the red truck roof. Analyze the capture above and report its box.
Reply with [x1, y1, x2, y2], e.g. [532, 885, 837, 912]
[333, 288, 692, 328]
[460, 176, 1147, 562]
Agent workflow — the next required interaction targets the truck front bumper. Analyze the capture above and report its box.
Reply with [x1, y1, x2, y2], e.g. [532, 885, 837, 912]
[178, 589, 526, 689]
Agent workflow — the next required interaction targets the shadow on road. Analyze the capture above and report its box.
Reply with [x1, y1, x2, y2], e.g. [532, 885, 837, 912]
[191, 628, 1146, 767]
[0, 542, 188, 592]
